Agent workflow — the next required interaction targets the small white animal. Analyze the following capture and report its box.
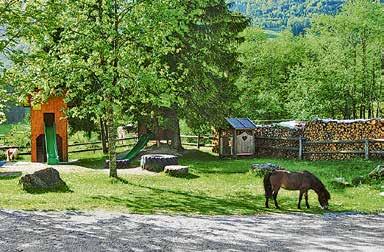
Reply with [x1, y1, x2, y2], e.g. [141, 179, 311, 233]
[6, 148, 19, 162]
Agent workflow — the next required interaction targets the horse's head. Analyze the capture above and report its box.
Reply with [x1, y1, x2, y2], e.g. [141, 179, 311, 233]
[318, 190, 331, 210]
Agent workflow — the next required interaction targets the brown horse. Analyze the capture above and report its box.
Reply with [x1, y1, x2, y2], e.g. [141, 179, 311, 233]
[264, 170, 331, 210]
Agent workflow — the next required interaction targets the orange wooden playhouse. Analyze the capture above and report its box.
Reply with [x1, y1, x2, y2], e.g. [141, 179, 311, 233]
[29, 96, 68, 163]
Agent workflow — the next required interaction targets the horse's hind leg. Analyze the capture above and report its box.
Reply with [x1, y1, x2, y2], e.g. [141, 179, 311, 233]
[305, 191, 310, 209]
[272, 187, 280, 209]
[265, 189, 272, 208]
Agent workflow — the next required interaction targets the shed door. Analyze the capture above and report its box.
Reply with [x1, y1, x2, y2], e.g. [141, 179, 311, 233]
[236, 131, 254, 155]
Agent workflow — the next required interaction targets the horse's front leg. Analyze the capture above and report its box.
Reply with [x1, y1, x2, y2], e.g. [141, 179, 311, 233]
[305, 191, 310, 209]
[298, 190, 304, 209]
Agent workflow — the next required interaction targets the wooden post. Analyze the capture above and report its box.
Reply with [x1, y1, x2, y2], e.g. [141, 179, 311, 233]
[299, 137, 303, 160]
[364, 139, 369, 160]
[197, 134, 201, 149]
[232, 129, 237, 157]
[219, 129, 223, 157]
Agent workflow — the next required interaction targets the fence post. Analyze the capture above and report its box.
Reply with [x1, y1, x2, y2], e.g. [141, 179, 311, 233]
[299, 137, 303, 160]
[364, 139, 369, 160]
[197, 134, 201, 149]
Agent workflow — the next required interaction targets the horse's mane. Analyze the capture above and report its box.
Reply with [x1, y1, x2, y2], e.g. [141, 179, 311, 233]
[303, 171, 330, 199]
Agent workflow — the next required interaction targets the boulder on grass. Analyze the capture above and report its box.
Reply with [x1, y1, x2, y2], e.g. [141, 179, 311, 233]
[250, 163, 284, 177]
[19, 168, 69, 193]
[140, 154, 178, 172]
[164, 165, 189, 177]
[331, 177, 351, 189]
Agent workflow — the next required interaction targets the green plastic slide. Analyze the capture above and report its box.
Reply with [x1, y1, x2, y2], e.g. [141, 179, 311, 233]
[119, 133, 153, 161]
[44, 124, 60, 165]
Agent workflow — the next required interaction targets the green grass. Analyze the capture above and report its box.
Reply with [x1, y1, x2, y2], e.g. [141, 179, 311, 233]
[0, 149, 383, 215]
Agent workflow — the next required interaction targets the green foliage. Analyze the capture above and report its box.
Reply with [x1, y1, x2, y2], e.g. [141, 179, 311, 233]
[236, 28, 306, 119]
[0, 150, 6, 160]
[228, 0, 346, 33]
[69, 131, 99, 145]
[237, 0, 384, 120]
[5, 123, 31, 147]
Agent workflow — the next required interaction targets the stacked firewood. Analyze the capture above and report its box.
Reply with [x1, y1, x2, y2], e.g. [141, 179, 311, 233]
[212, 129, 220, 153]
[304, 119, 384, 141]
[304, 119, 384, 160]
[255, 122, 304, 159]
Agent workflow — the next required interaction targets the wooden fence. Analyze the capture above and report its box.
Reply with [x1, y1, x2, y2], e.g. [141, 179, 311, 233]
[0, 135, 214, 156]
[180, 135, 214, 148]
[255, 136, 384, 160]
[2, 133, 382, 160]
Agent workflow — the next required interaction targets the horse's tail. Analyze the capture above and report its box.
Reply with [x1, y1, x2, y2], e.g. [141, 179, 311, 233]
[263, 172, 273, 198]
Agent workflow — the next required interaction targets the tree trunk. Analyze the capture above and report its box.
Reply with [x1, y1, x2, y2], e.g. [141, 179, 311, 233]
[100, 118, 108, 154]
[161, 106, 183, 151]
[106, 105, 117, 178]
[106, 0, 119, 178]
[361, 30, 368, 119]
[171, 115, 182, 151]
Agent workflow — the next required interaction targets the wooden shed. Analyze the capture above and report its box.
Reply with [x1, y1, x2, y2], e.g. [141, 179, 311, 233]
[218, 118, 257, 157]
[29, 96, 68, 163]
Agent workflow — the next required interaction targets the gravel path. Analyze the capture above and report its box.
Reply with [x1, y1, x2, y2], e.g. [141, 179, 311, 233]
[0, 162, 157, 176]
[0, 210, 383, 251]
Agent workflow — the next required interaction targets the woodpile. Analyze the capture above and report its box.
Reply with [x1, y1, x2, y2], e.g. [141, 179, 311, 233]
[304, 119, 384, 141]
[304, 119, 384, 160]
[254, 121, 304, 159]
[212, 129, 220, 154]
[212, 118, 383, 160]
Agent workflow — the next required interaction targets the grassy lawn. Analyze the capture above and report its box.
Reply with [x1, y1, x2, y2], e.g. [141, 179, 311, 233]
[1, 149, 383, 215]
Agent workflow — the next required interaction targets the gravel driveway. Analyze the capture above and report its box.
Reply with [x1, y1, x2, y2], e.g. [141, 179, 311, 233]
[0, 162, 157, 176]
[0, 210, 383, 252]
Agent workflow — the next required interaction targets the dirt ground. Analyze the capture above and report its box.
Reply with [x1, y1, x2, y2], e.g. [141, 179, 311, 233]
[0, 210, 383, 251]
[0, 161, 158, 176]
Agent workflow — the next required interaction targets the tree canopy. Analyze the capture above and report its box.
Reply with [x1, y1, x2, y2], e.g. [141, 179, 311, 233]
[3, 0, 247, 174]
[237, 0, 384, 120]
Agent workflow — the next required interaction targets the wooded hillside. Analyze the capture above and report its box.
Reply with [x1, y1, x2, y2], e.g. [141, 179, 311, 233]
[237, 0, 384, 120]
[228, 0, 384, 34]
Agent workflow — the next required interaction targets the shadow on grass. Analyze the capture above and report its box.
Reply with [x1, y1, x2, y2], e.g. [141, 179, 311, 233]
[0, 172, 22, 180]
[23, 186, 74, 195]
[89, 176, 319, 215]
[164, 173, 200, 180]
[75, 157, 106, 169]
[95, 176, 355, 215]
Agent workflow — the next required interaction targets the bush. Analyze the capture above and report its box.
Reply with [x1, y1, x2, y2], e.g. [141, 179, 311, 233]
[0, 150, 6, 160]
[368, 165, 384, 179]
[5, 123, 31, 147]
[70, 130, 99, 144]
[351, 176, 369, 186]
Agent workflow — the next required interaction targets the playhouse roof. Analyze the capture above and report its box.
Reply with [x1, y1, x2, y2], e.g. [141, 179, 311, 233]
[225, 118, 257, 130]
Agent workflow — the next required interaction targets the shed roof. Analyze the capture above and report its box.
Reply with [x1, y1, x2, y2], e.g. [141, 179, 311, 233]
[225, 118, 257, 130]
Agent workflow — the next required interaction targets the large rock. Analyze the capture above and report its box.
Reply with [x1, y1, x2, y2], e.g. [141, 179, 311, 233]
[330, 177, 351, 189]
[164, 165, 189, 177]
[140, 154, 178, 172]
[250, 163, 284, 177]
[19, 168, 69, 193]
[368, 165, 384, 179]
